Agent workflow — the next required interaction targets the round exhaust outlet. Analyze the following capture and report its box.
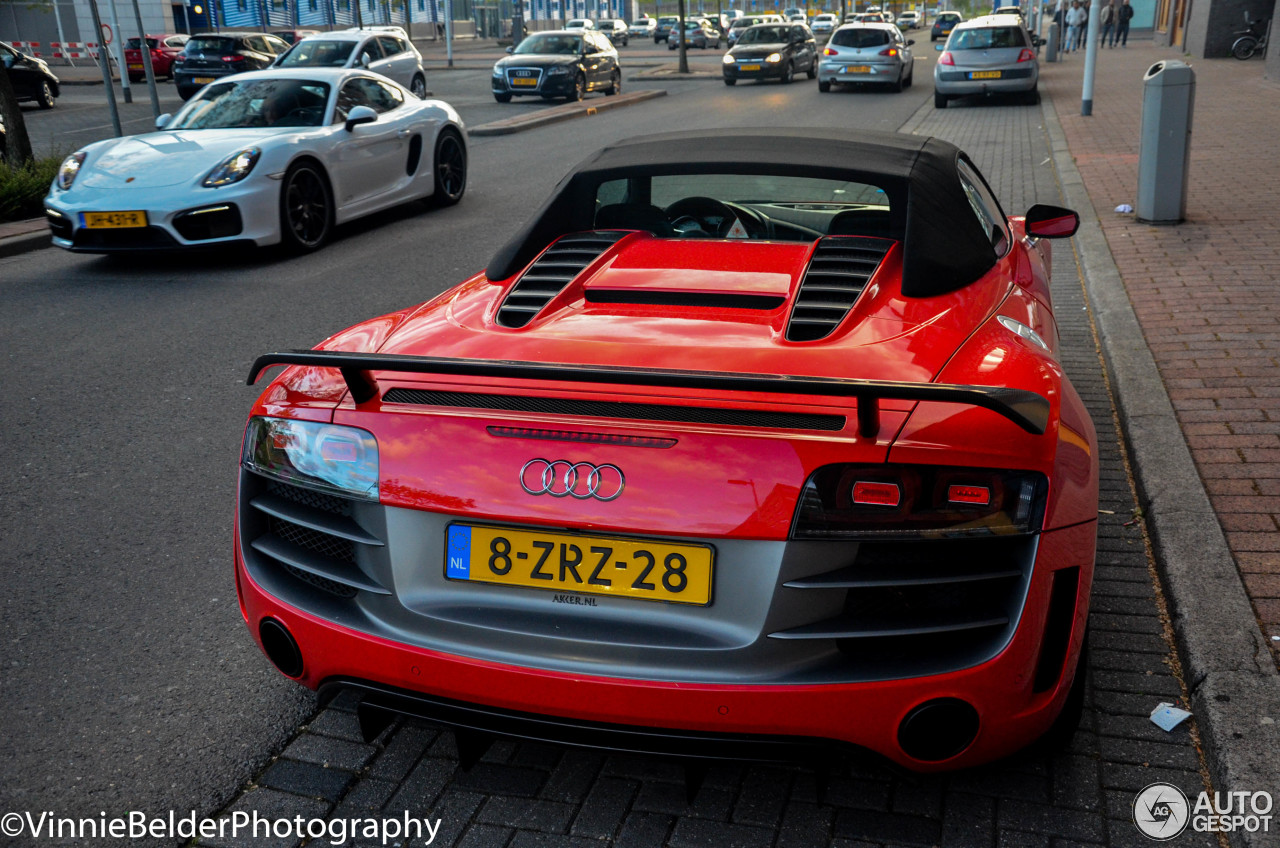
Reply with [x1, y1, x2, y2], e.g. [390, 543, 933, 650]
[897, 698, 980, 762]
[259, 618, 304, 679]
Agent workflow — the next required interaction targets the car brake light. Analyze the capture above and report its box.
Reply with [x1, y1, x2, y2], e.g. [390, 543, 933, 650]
[824, 46, 837, 55]
[879, 47, 898, 56]
[853, 481, 901, 507]
[221, 55, 239, 62]
[939, 50, 954, 64]
[1017, 48, 1035, 62]
[792, 464, 1046, 539]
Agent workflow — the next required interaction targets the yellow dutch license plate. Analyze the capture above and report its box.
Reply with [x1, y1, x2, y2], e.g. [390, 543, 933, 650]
[445, 524, 713, 605]
[128, 63, 143, 69]
[193, 76, 216, 84]
[971, 70, 1003, 79]
[81, 211, 148, 229]
[511, 77, 538, 86]
[844, 65, 872, 73]
[740, 63, 762, 71]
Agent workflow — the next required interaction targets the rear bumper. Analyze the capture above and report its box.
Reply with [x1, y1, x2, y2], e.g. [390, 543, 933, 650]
[819, 59, 904, 84]
[935, 67, 1037, 95]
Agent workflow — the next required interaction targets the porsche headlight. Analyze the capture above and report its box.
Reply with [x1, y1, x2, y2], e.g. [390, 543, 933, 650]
[242, 417, 379, 501]
[546, 64, 572, 76]
[202, 147, 261, 188]
[766, 52, 782, 62]
[722, 53, 736, 63]
[56, 152, 86, 190]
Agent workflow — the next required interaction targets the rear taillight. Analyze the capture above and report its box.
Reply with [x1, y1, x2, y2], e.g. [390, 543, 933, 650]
[1017, 48, 1036, 62]
[938, 50, 954, 65]
[792, 464, 1047, 539]
[824, 46, 837, 55]
[221, 55, 240, 62]
[879, 46, 898, 56]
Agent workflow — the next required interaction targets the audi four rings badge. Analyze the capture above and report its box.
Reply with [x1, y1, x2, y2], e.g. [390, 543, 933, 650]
[520, 459, 625, 501]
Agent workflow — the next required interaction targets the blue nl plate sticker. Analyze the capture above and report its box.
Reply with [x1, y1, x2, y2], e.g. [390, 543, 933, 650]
[446, 525, 472, 580]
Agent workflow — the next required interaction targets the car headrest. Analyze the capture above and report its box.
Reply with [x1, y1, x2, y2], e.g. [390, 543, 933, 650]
[595, 203, 675, 237]
[828, 208, 898, 240]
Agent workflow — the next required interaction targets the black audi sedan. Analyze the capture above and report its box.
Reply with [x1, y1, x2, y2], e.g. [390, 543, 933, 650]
[172, 32, 289, 99]
[492, 30, 620, 103]
[722, 22, 817, 85]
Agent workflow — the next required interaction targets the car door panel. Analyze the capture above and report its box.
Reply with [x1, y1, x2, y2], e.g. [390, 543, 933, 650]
[328, 79, 410, 213]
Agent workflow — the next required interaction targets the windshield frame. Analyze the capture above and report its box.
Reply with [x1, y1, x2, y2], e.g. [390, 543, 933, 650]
[512, 33, 584, 55]
[166, 77, 333, 130]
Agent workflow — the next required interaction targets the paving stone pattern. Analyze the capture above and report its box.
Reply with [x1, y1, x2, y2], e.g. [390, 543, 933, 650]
[195, 85, 1216, 848]
[1040, 44, 1280, 658]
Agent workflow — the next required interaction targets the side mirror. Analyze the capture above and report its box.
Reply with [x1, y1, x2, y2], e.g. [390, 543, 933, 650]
[155, 113, 172, 129]
[344, 104, 378, 131]
[506, 45, 514, 53]
[359, 53, 372, 67]
[906, 38, 915, 45]
[1024, 204, 1079, 238]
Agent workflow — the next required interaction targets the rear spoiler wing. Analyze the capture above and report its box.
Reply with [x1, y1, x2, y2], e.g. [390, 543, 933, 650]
[247, 350, 1049, 438]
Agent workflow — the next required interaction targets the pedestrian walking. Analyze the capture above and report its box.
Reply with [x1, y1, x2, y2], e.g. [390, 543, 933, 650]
[1099, 0, 1116, 45]
[1116, 0, 1133, 45]
[1065, 0, 1086, 50]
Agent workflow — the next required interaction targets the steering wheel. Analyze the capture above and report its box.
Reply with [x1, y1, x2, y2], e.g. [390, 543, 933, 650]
[665, 196, 765, 238]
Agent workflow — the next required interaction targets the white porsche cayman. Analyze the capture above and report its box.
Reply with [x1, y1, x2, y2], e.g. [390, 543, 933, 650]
[44, 68, 466, 254]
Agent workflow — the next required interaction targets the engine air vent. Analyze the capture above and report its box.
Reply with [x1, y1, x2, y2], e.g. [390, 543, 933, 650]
[496, 230, 631, 328]
[785, 237, 893, 343]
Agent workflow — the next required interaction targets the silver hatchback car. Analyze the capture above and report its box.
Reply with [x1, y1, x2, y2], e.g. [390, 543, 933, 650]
[933, 14, 1039, 107]
[818, 22, 914, 91]
[273, 28, 428, 99]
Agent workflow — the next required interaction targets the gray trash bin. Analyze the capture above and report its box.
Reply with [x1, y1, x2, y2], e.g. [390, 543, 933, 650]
[1136, 59, 1195, 225]
[1045, 21, 1060, 62]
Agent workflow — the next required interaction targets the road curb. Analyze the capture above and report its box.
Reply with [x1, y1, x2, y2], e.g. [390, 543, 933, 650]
[0, 224, 49, 259]
[469, 88, 665, 136]
[1038, 84, 1280, 846]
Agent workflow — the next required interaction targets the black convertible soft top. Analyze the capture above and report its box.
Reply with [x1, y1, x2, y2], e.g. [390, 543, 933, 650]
[485, 128, 1004, 298]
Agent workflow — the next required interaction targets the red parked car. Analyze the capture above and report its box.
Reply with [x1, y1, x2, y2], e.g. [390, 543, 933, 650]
[124, 33, 188, 82]
[238, 129, 1097, 772]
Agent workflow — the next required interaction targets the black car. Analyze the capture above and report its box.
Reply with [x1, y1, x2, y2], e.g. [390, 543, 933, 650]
[172, 32, 289, 99]
[1, 41, 59, 109]
[491, 30, 620, 103]
[722, 23, 817, 85]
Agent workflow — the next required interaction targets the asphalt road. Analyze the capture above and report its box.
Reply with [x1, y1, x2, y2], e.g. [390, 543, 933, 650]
[0, 50, 936, 833]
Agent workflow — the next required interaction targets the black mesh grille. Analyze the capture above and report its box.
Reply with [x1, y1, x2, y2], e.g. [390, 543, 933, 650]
[381, 388, 846, 432]
[268, 481, 352, 517]
[282, 563, 358, 598]
[496, 231, 631, 328]
[786, 237, 893, 342]
[270, 516, 355, 564]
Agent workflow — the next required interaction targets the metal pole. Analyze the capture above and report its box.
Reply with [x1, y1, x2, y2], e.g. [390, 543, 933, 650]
[51, 0, 76, 68]
[105, 0, 132, 102]
[128, 0, 161, 117]
[86, 0, 123, 136]
[676, 0, 686, 72]
[445, 0, 453, 66]
[1080, 0, 1099, 113]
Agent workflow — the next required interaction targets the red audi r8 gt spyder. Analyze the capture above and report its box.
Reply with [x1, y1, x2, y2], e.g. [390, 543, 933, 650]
[238, 129, 1097, 771]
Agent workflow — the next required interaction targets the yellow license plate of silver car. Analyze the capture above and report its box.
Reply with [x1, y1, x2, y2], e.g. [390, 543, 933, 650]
[740, 63, 762, 71]
[445, 523, 713, 605]
[843, 65, 872, 73]
[81, 211, 148, 229]
[511, 77, 538, 86]
[971, 70, 1003, 79]
[193, 76, 215, 83]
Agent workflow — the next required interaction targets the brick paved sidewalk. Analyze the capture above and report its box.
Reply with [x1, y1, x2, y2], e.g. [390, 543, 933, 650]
[1042, 43, 1280, 661]
[188, 88, 1219, 848]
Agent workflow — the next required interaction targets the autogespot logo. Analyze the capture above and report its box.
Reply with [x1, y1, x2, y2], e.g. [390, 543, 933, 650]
[1134, 783, 1191, 841]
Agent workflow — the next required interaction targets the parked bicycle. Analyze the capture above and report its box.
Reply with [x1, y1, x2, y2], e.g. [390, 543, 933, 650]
[1231, 13, 1269, 60]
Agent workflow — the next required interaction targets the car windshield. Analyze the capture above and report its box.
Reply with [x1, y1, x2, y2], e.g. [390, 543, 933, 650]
[831, 27, 890, 46]
[275, 39, 357, 66]
[185, 36, 238, 53]
[513, 33, 582, 54]
[167, 78, 331, 129]
[738, 25, 790, 43]
[950, 25, 1027, 48]
[594, 173, 892, 241]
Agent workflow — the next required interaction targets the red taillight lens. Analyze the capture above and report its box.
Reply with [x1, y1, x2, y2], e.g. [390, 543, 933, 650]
[793, 465, 1046, 539]
[824, 46, 837, 55]
[879, 47, 898, 56]
[938, 50, 954, 65]
[852, 481, 901, 507]
[221, 55, 239, 62]
[1017, 48, 1035, 62]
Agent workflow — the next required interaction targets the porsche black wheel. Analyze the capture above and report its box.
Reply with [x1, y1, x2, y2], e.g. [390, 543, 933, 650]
[605, 69, 621, 96]
[409, 74, 428, 99]
[567, 73, 586, 102]
[432, 129, 466, 207]
[279, 161, 333, 253]
[37, 81, 55, 109]
[494, 91, 512, 103]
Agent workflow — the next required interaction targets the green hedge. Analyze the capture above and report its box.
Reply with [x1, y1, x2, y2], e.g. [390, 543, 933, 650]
[0, 155, 62, 223]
